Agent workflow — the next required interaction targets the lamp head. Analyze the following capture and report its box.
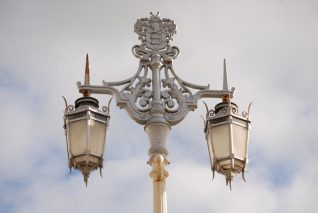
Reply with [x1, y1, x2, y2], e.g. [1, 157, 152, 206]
[204, 98, 251, 189]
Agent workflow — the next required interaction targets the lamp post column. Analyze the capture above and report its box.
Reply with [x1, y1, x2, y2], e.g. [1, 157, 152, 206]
[150, 155, 168, 213]
[145, 122, 170, 213]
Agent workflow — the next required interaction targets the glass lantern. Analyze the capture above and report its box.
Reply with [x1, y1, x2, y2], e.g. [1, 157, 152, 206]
[204, 100, 251, 189]
[63, 96, 110, 185]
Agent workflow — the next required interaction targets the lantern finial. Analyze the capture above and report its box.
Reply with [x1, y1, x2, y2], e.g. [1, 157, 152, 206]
[85, 54, 90, 85]
[223, 58, 228, 91]
[225, 171, 235, 190]
[80, 165, 91, 187]
[222, 59, 231, 102]
[81, 54, 91, 97]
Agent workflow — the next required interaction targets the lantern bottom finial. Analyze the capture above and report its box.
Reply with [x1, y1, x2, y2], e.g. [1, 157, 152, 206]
[80, 165, 93, 186]
[225, 170, 235, 190]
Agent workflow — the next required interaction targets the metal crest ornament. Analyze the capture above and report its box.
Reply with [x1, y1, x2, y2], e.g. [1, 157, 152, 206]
[135, 12, 176, 50]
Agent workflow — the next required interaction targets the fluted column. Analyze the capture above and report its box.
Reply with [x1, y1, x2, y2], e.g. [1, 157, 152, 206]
[145, 123, 170, 213]
[149, 154, 168, 213]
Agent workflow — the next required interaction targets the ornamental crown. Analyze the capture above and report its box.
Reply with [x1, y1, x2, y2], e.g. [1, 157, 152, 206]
[134, 12, 177, 50]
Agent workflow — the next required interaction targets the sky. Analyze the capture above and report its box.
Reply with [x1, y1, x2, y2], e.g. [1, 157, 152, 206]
[0, 0, 318, 212]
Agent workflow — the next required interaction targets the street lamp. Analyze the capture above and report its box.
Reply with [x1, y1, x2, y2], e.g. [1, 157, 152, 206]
[63, 12, 251, 213]
[204, 99, 251, 189]
[63, 55, 111, 186]
[203, 61, 252, 189]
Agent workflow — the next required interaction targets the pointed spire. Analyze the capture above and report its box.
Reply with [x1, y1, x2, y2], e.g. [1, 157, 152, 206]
[81, 54, 91, 97]
[222, 59, 230, 102]
[84, 54, 90, 85]
[223, 58, 228, 91]
[225, 171, 234, 191]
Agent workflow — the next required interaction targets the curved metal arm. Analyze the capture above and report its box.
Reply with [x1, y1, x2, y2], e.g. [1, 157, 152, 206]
[77, 60, 234, 126]
[78, 81, 152, 125]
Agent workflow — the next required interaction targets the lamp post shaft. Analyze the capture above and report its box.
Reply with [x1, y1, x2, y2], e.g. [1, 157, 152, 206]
[153, 176, 168, 213]
[146, 122, 170, 213]
[149, 153, 169, 213]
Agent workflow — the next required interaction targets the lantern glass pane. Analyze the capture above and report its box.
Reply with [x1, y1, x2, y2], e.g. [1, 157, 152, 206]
[211, 124, 230, 158]
[68, 119, 88, 156]
[232, 124, 248, 160]
[89, 119, 107, 156]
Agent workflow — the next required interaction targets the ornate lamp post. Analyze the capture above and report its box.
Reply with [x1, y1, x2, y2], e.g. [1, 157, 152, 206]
[63, 12, 251, 213]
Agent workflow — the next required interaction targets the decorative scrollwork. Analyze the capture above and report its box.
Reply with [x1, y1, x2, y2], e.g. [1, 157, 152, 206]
[203, 101, 215, 119]
[165, 114, 175, 121]
[242, 102, 252, 119]
[66, 105, 75, 112]
[160, 46, 179, 61]
[207, 110, 215, 117]
[220, 105, 238, 115]
[132, 45, 151, 60]
[62, 96, 75, 113]
[161, 83, 181, 112]
[102, 98, 113, 114]
[139, 98, 148, 107]
[140, 113, 150, 120]
[130, 75, 153, 111]
[231, 106, 238, 114]
[102, 106, 109, 114]
[165, 99, 175, 108]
